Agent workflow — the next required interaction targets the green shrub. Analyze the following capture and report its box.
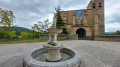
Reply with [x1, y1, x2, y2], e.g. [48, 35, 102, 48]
[7, 31, 16, 39]
[27, 33, 34, 38]
[18, 36, 22, 39]
[33, 32, 39, 38]
[0, 31, 9, 38]
[14, 35, 19, 39]
[20, 32, 28, 38]
[116, 31, 120, 35]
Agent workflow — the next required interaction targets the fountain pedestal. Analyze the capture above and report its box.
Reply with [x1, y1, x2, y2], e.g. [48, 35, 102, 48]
[47, 49, 61, 61]
[44, 28, 63, 62]
[44, 44, 63, 61]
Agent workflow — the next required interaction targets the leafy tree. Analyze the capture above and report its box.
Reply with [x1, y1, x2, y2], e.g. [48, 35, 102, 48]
[33, 24, 41, 32]
[20, 32, 28, 38]
[105, 30, 120, 35]
[38, 19, 51, 31]
[32, 19, 51, 34]
[7, 31, 16, 39]
[0, 31, 8, 38]
[28, 30, 39, 38]
[116, 30, 120, 35]
[33, 32, 39, 38]
[32, 26, 35, 34]
[55, 6, 65, 28]
[0, 8, 15, 32]
[0, 26, 8, 31]
[27, 32, 34, 38]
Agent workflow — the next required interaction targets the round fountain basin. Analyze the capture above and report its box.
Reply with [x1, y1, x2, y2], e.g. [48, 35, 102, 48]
[23, 48, 81, 67]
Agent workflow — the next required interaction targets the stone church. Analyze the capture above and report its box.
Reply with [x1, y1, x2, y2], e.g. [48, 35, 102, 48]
[55, 0, 104, 39]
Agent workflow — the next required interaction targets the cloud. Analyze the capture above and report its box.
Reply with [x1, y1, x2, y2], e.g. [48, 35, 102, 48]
[105, 0, 120, 23]
[105, 22, 120, 32]
[0, 0, 57, 28]
[0, 0, 90, 29]
[105, 0, 120, 32]
[0, 0, 120, 32]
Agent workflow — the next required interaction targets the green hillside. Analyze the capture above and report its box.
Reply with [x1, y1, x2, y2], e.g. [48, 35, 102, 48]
[11, 27, 31, 35]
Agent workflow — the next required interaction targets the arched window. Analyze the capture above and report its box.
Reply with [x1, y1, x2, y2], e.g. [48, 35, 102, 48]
[99, 3, 102, 7]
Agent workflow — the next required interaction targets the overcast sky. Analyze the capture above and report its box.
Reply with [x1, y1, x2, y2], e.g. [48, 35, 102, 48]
[0, 0, 120, 32]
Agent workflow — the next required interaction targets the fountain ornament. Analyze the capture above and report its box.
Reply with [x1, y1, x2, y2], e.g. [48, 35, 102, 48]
[23, 17, 81, 67]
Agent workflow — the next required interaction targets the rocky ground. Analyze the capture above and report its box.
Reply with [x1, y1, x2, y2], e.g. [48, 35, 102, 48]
[0, 40, 120, 67]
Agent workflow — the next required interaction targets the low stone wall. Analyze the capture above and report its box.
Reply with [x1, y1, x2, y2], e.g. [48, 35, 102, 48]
[0, 34, 78, 42]
[39, 34, 49, 40]
[0, 38, 37, 42]
[95, 35, 120, 42]
[70, 34, 78, 40]
[39, 34, 78, 40]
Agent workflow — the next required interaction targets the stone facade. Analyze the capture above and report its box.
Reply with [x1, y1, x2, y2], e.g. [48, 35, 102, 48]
[54, 0, 104, 39]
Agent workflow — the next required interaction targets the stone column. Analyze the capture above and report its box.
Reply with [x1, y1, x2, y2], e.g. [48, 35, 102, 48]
[54, 33, 57, 44]
[48, 35, 51, 44]
[94, 12, 99, 36]
[48, 33, 58, 45]
[73, 16, 76, 25]
[84, 13, 87, 25]
[53, 17, 56, 28]
[51, 34, 54, 44]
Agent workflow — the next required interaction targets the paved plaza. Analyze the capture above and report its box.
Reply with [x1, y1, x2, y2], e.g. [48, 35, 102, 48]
[0, 40, 120, 67]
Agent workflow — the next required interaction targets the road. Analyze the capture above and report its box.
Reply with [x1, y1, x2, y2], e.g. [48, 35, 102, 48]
[0, 40, 120, 67]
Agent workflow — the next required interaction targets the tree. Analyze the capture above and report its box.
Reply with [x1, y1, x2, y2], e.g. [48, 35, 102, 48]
[0, 8, 15, 32]
[55, 6, 69, 34]
[27, 32, 34, 38]
[33, 24, 41, 32]
[105, 30, 120, 35]
[62, 28, 69, 34]
[8, 31, 16, 39]
[0, 26, 8, 31]
[32, 26, 35, 33]
[116, 30, 120, 35]
[32, 19, 52, 34]
[55, 6, 65, 28]
[20, 32, 28, 38]
[39, 19, 51, 31]
[0, 31, 8, 38]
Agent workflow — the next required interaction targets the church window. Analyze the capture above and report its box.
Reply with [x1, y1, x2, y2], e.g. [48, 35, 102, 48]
[73, 12, 76, 16]
[64, 13, 67, 17]
[99, 3, 102, 7]
[93, 3, 95, 8]
[98, 15, 100, 19]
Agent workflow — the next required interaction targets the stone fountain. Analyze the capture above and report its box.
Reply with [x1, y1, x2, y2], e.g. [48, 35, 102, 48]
[23, 17, 81, 67]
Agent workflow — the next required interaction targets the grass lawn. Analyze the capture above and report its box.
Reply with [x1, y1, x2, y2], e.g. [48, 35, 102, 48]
[0, 39, 69, 44]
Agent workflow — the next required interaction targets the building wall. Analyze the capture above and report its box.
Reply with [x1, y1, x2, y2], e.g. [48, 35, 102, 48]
[58, 0, 104, 39]
[87, 0, 105, 36]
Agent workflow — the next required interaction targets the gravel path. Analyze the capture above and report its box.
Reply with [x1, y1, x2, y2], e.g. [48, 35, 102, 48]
[0, 40, 120, 67]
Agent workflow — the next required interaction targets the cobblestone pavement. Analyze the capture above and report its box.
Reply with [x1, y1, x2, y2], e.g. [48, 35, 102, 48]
[0, 40, 120, 67]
